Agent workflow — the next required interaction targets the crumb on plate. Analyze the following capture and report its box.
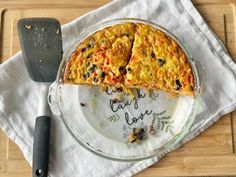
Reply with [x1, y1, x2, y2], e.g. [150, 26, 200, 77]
[128, 128, 145, 144]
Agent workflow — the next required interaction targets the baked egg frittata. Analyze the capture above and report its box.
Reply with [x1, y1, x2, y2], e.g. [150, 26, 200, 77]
[63, 22, 195, 96]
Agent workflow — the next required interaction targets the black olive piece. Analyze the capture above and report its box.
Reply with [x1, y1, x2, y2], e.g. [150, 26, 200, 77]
[130, 138, 136, 143]
[175, 79, 182, 90]
[119, 66, 126, 74]
[81, 47, 86, 52]
[127, 68, 132, 72]
[140, 128, 145, 133]
[176, 48, 180, 54]
[116, 87, 123, 92]
[157, 58, 166, 67]
[83, 72, 90, 78]
[92, 64, 98, 70]
[122, 33, 129, 37]
[100, 71, 105, 78]
[80, 102, 86, 107]
[151, 52, 155, 58]
[112, 98, 118, 104]
[85, 73, 88, 78]
[88, 67, 95, 73]
[93, 77, 98, 82]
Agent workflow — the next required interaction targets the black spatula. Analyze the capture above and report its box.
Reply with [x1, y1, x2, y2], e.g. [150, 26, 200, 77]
[17, 18, 62, 177]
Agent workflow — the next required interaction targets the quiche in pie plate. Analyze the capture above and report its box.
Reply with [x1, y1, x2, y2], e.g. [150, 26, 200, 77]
[49, 19, 200, 161]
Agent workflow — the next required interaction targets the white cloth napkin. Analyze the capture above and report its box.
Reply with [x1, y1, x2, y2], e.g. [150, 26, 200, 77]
[1, 0, 236, 176]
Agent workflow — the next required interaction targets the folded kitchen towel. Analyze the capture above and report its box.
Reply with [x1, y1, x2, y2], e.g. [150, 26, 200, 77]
[1, 0, 236, 176]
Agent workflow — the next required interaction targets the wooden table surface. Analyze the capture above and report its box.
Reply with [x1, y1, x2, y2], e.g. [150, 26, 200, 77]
[0, 0, 236, 176]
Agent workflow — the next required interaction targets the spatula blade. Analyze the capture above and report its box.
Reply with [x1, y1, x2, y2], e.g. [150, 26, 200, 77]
[17, 18, 62, 82]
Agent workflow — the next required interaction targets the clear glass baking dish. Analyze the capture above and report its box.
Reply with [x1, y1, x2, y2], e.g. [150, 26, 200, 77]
[48, 18, 201, 161]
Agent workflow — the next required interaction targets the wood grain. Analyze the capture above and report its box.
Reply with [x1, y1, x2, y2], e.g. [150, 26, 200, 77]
[0, 0, 236, 176]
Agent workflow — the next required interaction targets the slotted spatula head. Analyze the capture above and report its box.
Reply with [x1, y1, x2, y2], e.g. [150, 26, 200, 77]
[17, 18, 62, 82]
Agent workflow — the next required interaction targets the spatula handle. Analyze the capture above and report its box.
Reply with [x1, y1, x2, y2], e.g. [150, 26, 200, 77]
[33, 116, 50, 177]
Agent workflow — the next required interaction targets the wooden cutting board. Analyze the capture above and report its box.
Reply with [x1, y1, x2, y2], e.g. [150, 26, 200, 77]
[0, 0, 236, 176]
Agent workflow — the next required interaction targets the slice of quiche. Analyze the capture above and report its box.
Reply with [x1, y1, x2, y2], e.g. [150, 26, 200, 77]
[125, 23, 195, 96]
[63, 23, 136, 87]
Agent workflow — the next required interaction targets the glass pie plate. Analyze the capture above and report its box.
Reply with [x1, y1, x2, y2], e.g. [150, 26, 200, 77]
[48, 18, 201, 161]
